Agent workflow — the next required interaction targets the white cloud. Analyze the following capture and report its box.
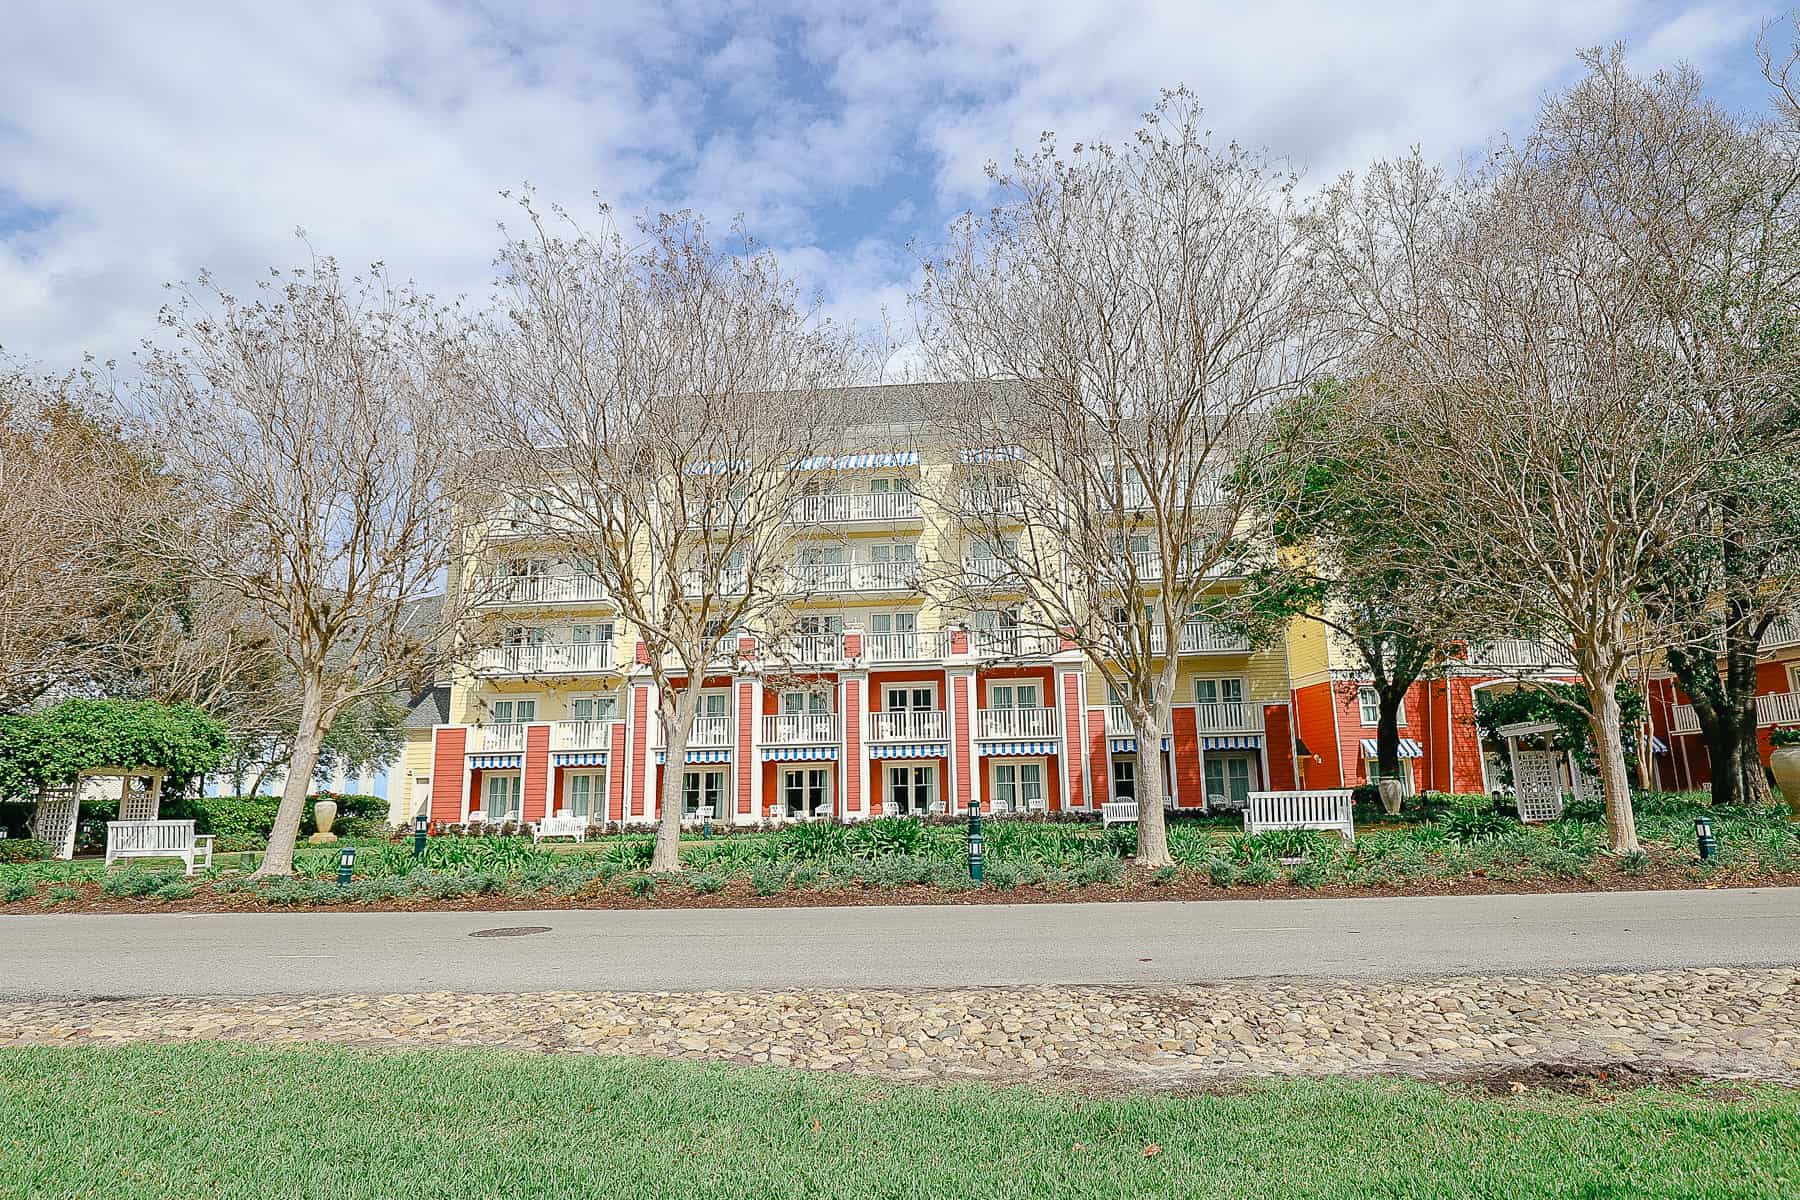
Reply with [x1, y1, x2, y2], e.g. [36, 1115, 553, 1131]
[0, 0, 1775, 371]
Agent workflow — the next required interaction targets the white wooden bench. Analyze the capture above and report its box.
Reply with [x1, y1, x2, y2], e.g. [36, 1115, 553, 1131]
[105, 820, 215, 876]
[1101, 801, 1139, 826]
[532, 813, 589, 844]
[1243, 790, 1356, 842]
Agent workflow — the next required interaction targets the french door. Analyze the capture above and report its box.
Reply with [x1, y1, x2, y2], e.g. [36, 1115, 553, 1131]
[886, 765, 935, 815]
[782, 767, 831, 818]
[682, 769, 726, 818]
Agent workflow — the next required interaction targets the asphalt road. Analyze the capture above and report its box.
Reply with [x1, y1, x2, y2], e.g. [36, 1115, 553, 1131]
[3, 888, 1796, 1000]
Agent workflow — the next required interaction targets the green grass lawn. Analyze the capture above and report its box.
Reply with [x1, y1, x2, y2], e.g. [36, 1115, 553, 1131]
[0, 1045, 1794, 1198]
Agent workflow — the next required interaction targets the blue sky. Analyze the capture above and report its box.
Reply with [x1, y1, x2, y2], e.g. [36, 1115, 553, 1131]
[0, 1, 1783, 369]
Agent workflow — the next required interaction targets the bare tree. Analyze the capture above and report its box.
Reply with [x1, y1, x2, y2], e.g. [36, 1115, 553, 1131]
[0, 363, 150, 711]
[131, 255, 483, 875]
[914, 91, 1321, 867]
[1305, 131, 1716, 852]
[478, 202, 869, 872]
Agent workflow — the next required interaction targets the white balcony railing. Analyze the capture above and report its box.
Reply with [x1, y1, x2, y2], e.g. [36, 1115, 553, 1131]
[475, 641, 614, 676]
[977, 707, 1058, 740]
[787, 561, 920, 593]
[867, 710, 947, 741]
[763, 713, 841, 745]
[971, 629, 1060, 658]
[1465, 638, 1573, 669]
[1671, 691, 1800, 735]
[1671, 704, 1700, 735]
[474, 723, 527, 752]
[962, 557, 1016, 586]
[478, 574, 608, 607]
[679, 569, 749, 597]
[654, 714, 733, 748]
[551, 719, 616, 750]
[960, 487, 1025, 516]
[1195, 700, 1264, 733]
[864, 630, 946, 663]
[1763, 616, 1800, 651]
[790, 491, 922, 524]
[1147, 621, 1251, 655]
[775, 633, 844, 666]
[1104, 705, 1136, 737]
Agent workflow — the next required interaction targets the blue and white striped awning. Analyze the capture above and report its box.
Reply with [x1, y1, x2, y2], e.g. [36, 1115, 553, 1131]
[468, 753, 522, 770]
[1204, 734, 1262, 751]
[869, 742, 947, 759]
[761, 746, 840, 762]
[552, 751, 608, 768]
[1651, 735, 1669, 754]
[958, 446, 1023, 465]
[1358, 738, 1422, 759]
[1108, 737, 1173, 754]
[655, 748, 731, 764]
[978, 740, 1058, 757]
[792, 450, 919, 471]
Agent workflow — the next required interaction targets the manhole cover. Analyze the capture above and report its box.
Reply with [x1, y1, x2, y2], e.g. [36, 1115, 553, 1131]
[468, 926, 551, 938]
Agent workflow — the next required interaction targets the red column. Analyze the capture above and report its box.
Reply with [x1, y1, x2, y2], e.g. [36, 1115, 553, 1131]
[1172, 706, 1202, 807]
[430, 727, 466, 824]
[607, 721, 627, 823]
[844, 675, 865, 816]
[952, 671, 975, 811]
[1263, 705, 1297, 790]
[1086, 709, 1109, 807]
[629, 683, 651, 819]
[736, 678, 755, 819]
[522, 724, 550, 822]
[1058, 669, 1084, 811]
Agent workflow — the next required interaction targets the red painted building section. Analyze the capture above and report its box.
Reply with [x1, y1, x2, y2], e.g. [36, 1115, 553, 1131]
[1060, 672, 1085, 809]
[429, 728, 466, 824]
[1170, 706, 1202, 808]
[629, 684, 650, 819]
[735, 678, 755, 818]
[951, 673, 973, 810]
[1291, 682, 1342, 789]
[1263, 704, 1297, 790]
[607, 721, 627, 822]
[845, 677, 864, 816]
[522, 724, 550, 822]
[1086, 709, 1110, 807]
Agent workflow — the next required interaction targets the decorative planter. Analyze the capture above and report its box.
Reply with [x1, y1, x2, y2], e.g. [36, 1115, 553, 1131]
[309, 798, 339, 844]
[1770, 746, 1800, 820]
[1377, 777, 1405, 818]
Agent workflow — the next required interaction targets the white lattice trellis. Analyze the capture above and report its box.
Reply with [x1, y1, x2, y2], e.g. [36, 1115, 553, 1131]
[117, 775, 162, 821]
[1510, 749, 1565, 823]
[30, 788, 80, 860]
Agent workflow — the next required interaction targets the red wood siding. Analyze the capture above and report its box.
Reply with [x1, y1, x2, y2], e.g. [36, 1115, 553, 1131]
[522, 724, 550, 822]
[429, 728, 466, 824]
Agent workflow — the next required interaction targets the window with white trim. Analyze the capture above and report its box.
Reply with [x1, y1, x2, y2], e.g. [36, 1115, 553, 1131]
[992, 761, 1045, 813]
[681, 769, 726, 817]
[781, 767, 831, 817]
[1358, 687, 1404, 727]
[564, 771, 604, 819]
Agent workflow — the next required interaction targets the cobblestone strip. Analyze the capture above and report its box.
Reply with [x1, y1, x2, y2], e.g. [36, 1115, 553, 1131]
[3, 968, 1797, 1085]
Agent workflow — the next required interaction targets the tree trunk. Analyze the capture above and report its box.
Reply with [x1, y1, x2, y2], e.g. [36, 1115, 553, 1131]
[256, 682, 327, 876]
[1587, 677, 1640, 854]
[1128, 699, 1175, 869]
[650, 682, 703, 873]
[1375, 691, 1403, 783]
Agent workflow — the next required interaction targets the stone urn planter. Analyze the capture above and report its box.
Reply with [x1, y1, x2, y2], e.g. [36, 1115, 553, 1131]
[308, 798, 339, 844]
[1377, 777, 1406, 818]
[1769, 733, 1800, 820]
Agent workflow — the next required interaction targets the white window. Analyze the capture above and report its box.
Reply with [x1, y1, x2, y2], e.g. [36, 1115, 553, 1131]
[570, 622, 612, 645]
[482, 773, 520, 820]
[570, 694, 617, 723]
[866, 542, 916, 563]
[991, 761, 1045, 813]
[564, 772, 604, 819]
[503, 626, 548, 647]
[782, 767, 831, 817]
[1358, 687, 1404, 726]
[884, 685, 936, 711]
[1194, 678, 1245, 707]
[782, 691, 830, 715]
[886, 764, 936, 814]
[1204, 756, 1253, 808]
[489, 699, 537, 724]
[988, 682, 1040, 708]
[681, 769, 726, 817]
[1111, 758, 1136, 801]
[869, 611, 917, 635]
[796, 614, 844, 635]
[1363, 756, 1415, 794]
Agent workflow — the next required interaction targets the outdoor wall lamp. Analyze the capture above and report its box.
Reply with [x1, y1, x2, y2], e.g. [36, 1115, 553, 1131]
[337, 844, 357, 885]
[1694, 814, 1716, 861]
[967, 795, 984, 883]
[413, 811, 428, 858]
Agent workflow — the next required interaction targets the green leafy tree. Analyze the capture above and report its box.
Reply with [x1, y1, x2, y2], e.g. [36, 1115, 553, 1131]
[0, 698, 229, 801]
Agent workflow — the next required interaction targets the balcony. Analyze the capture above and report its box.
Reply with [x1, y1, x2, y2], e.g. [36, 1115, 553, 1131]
[962, 556, 1018, 587]
[787, 561, 920, 594]
[475, 641, 614, 676]
[653, 714, 733, 748]
[1148, 621, 1251, 655]
[1464, 638, 1572, 669]
[763, 713, 841, 745]
[1673, 691, 1800, 735]
[867, 710, 947, 741]
[971, 629, 1060, 658]
[1764, 615, 1800, 651]
[473, 723, 527, 752]
[551, 719, 616, 750]
[773, 633, 844, 666]
[864, 630, 946, 663]
[977, 706, 1058, 740]
[790, 491, 922, 524]
[679, 569, 749, 597]
[960, 486, 1025, 516]
[1105, 702, 1263, 736]
[477, 573, 608, 608]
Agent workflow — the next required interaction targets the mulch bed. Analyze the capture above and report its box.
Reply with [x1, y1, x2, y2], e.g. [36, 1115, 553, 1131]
[6, 863, 1798, 916]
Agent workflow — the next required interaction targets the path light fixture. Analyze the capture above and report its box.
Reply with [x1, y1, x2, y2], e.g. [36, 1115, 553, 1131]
[967, 795, 984, 883]
[413, 811, 428, 858]
[337, 844, 356, 885]
[1694, 814, 1716, 861]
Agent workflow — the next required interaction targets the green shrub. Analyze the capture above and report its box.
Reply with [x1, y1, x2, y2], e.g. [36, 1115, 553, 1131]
[598, 838, 655, 870]
[1207, 858, 1237, 888]
[622, 872, 657, 898]
[778, 821, 846, 861]
[154, 878, 197, 901]
[42, 885, 78, 905]
[1073, 855, 1123, 887]
[1618, 849, 1651, 876]
[1037, 865, 1075, 891]
[790, 863, 822, 889]
[2, 876, 35, 902]
[1240, 859, 1278, 886]
[844, 817, 926, 860]
[929, 860, 975, 891]
[982, 861, 1022, 890]
[103, 869, 179, 897]
[0, 839, 53, 864]
[1150, 863, 1180, 886]
[749, 863, 792, 896]
[1441, 798, 1518, 843]
[1287, 859, 1327, 889]
[688, 872, 725, 895]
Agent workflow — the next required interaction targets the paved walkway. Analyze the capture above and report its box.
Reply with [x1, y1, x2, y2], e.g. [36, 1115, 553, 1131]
[6, 968, 1797, 1085]
[6, 888, 1799, 998]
